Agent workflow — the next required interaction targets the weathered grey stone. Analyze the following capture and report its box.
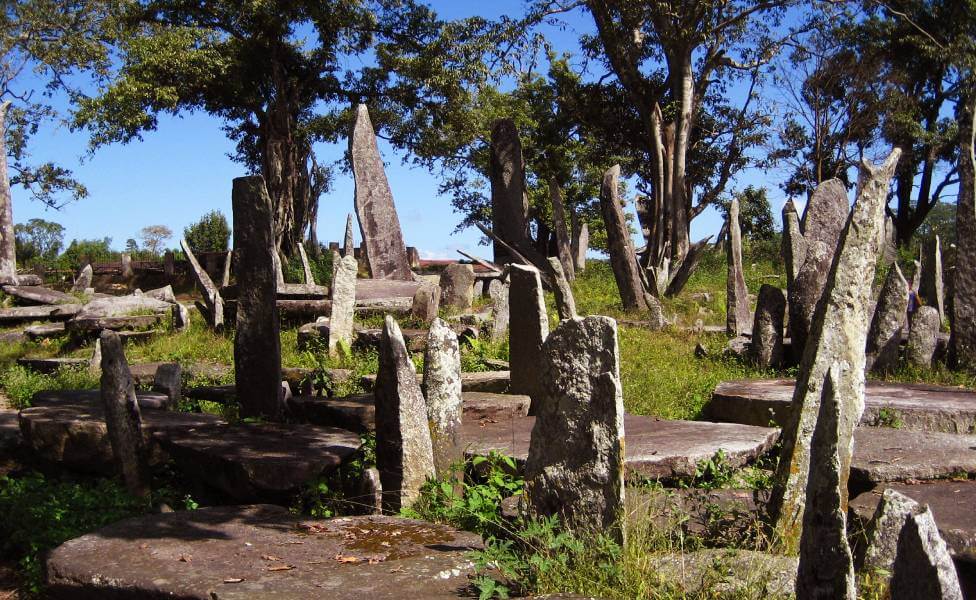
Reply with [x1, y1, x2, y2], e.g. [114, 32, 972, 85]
[907, 306, 940, 368]
[329, 255, 358, 356]
[890, 505, 964, 599]
[788, 179, 851, 356]
[489, 118, 530, 263]
[1, 285, 76, 305]
[232, 176, 282, 421]
[410, 282, 440, 324]
[548, 256, 577, 320]
[99, 330, 150, 497]
[599, 165, 648, 310]
[350, 105, 412, 280]
[769, 152, 900, 548]
[951, 94, 976, 371]
[171, 303, 189, 331]
[298, 242, 315, 284]
[881, 215, 898, 266]
[573, 220, 588, 273]
[726, 198, 751, 336]
[750, 284, 785, 368]
[221, 250, 232, 287]
[121, 253, 134, 278]
[71, 264, 93, 293]
[423, 318, 463, 478]
[866, 263, 909, 373]
[647, 549, 798, 598]
[297, 319, 330, 351]
[488, 279, 509, 343]
[782, 199, 807, 292]
[850, 424, 976, 486]
[549, 180, 575, 281]
[152, 363, 182, 409]
[509, 264, 549, 409]
[862, 489, 924, 575]
[143, 285, 176, 304]
[374, 316, 436, 512]
[438, 263, 474, 311]
[25, 322, 65, 340]
[343, 212, 355, 257]
[920, 235, 946, 324]
[272, 248, 286, 286]
[180, 238, 224, 329]
[911, 259, 922, 292]
[525, 316, 624, 543]
[163, 250, 175, 277]
[664, 236, 712, 298]
[0, 303, 81, 322]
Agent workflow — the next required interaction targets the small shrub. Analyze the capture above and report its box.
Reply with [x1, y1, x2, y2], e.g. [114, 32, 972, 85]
[183, 211, 230, 253]
[0, 365, 98, 409]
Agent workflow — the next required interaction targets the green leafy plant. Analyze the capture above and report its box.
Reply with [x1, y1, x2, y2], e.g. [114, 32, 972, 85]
[0, 365, 99, 409]
[877, 407, 904, 429]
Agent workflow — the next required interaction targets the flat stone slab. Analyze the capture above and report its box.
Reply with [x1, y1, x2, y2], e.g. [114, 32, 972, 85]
[66, 314, 162, 334]
[462, 415, 779, 480]
[355, 279, 422, 300]
[849, 480, 976, 564]
[0, 304, 82, 322]
[1, 285, 77, 305]
[156, 423, 362, 501]
[24, 322, 66, 340]
[18, 400, 223, 474]
[46, 506, 483, 599]
[461, 391, 530, 422]
[360, 370, 509, 394]
[278, 282, 328, 299]
[707, 378, 976, 433]
[18, 357, 89, 373]
[851, 427, 976, 488]
[33, 389, 172, 410]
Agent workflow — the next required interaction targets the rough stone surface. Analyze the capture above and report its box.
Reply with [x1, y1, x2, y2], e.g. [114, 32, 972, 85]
[67, 314, 161, 335]
[297, 319, 330, 351]
[866, 263, 909, 373]
[549, 180, 575, 280]
[374, 316, 436, 512]
[45, 507, 483, 600]
[508, 264, 549, 409]
[600, 165, 648, 311]
[439, 263, 474, 311]
[891, 505, 964, 599]
[488, 279, 509, 343]
[355, 278, 422, 301]
[548, 257, 577, 320]
[329, 255, 358, 356]
[573, 220, 588, 273]
[143, 285, 176, 304]
[99, 331, 150, 497]
[361, 370, 510, 394]
[25, 322, 65, 340]
[647, 549, 797, 598]
[849, 427, 976, 487]
[750, 284, 785, 368]
[410, 282, 440, 323]
[171, 302, 190, 331]
[0, 304, 80, 322]
[525, 316, 624, 542]
[489, 118, 529, 263]
[152, 363, 182, 408]
[726, 198, 752, 336]
[181, 238, 224, 329]
[920, 235, 946, 324]
[907, 305, 940, 367]
[71, 264, 92, 293]
[221, 249, 232, 287]
[952, 95, 976, 371]
[423, 318, 463, 478]
[782, 199, 807, 292]
[232, 176, 282, 421]
[350, 105, 412, 280]
[2, 285, 77, 305]
[297, 242, 315, 284]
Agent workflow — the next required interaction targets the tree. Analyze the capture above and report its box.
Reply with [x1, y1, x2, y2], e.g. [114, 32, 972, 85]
[138, 225, 171, 255]
[125, 238, 138, 253]
[720, 186, 775, 241]
[184, 211, 230, 254]
[14, 218, 63, 263]
[59, 237, 115, 269]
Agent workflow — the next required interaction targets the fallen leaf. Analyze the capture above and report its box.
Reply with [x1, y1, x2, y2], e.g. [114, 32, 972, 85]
[223, 578, 244, 584]
[261, 555, 281, 562]
[335, 554, 360, 564]
[267, 565, 295, 572]
[178, 554, 191, 563]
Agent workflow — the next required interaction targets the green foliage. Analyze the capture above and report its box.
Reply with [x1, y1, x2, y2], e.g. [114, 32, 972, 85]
[293, 435, 377, 518]
[183, 211, 230, 254]
[57, 237, 116, 270]
[460, 337, 509, 372]
[14, 218, 65, 265]
[0, 365, 99, 409]
[284, 248, 334, 286]
[876, 407, 904, 429]
[724, 186, 776, 241]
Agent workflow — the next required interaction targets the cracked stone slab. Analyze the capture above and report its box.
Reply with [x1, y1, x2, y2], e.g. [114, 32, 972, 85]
[851, 427, 976, 488]
[46, 506, 483, 599]
[462, 414, 779, 480]
[707, 379, 976, 433]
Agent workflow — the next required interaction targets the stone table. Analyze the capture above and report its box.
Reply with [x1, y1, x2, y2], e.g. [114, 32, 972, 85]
[850, 427, 976, 489]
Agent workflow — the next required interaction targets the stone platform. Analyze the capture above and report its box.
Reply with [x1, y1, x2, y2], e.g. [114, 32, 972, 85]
[360, 370, 509, 394]
[850, 427, 976, 489]
[462, 415, 779, 480]
[707, 379, 976, 433]
[46, 506, 483, 599]
[0, 408, 19, 450]
[33, 389, 173, 410]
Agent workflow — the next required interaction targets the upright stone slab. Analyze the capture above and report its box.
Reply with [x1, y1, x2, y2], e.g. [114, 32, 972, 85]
[866, 263, 909, 373]
[298, 242, 315, 285]
[171, 303, 189, 332]
[163, 250, 174, 277]
[439, 263, 474, 311]
[221, 250, 232, 288]
[489, 118, 529, 264]
[375, 316, 436, 512]
[411, 282, 440, 324]
[121, 253, 134, 279]
[71, 264, 93, 293]
[890, 506, 964, 600]
[573, 220, 588, 272]
[726, 198, 751, 336]
[906, 306, 940, 368]
[509, 265, 549, 409]
[782, 200, 806, 292]
[152, 363, 182, 408]
[343, 213, 355, 258]
[525, 316, 625, 544]
[99, 330, 150, 497]
[881, 215, 898, 266]
[232, 176, 282, 421]
[861, 489, 922, 575]
[180, 238, 224, 330]
[952, 92, 976, 371]
[329, 255, 358, 356]
[549, 180, 575, 281]
[423, 318, 463, 478]
[920, 235, 945, 324]
[548, 257, 577, 320]
[488, 279, 509, 343]
[750, 285, 786, 368]
[788, 179, 850, 357]
[349, 105, 412, 280]
[600, 165, 648, 310]
[769, 152, 901, 549]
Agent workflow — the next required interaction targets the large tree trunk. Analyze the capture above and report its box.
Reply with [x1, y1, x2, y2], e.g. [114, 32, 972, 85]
[0, 102, 17, 284]
[261, 89, 312, 259]
[668, 54, 694, 262]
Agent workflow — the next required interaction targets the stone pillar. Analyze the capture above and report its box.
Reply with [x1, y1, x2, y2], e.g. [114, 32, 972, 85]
[343, 213, 355, 258]
[782, 199, 807, 293]
[423, 318, 463, 478]
[573, 221, 588, 273]
[99, 330, 150, 497]
[599, 165, 648, 311]
[232, 175, 282, 421]
[525, 316, 625, 544]
[349, 105, 412, 280]
[152, 363, 182, 409]
[171, 303, 190, 332]
[549, 179, 575, 281]
[221, 250, 232, 288]
[890, 506, 964, 599]
[439, 263, 474, 311]
[298, 242, 315, 285]
[509, 264, 549, 410]
[406, 247, 421, 269]
[163, 250, 175, 277]
[951, 91, 976, 371]
[489, 118, 529, 264]
[329, 255, 358, 356]
[375, 315, 436, 512]
[71, 264, 93, 293]
[726, 198, 751, 336]
[121, 253, 134, 279]
[919, 235, 945, 324]
[750, 284, 785, 368]
[548, 256, 577, 320]
[906, 306, 939, 368]
[488, 279, 509, 343]
[411, 282, 440, 324]
[865, 263, 909, 373]
[181, 238, 223, 330]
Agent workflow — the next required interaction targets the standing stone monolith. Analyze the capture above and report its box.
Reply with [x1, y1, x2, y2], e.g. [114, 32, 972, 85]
[795, 365, 856, 600]
[788, 179, 851, 357]
[525, 316, 625, 544]
[866, 263, 909, 373]
[153, 363, 182, 409]
[329, 254, 358, 356]
[71, 264, 93, 293]
[181, 239, 224, 330]
[422, 318, 463, 478]
[411, 282, 440, 324]
[881, 215, 898, 266]
[298, 242, 315, 285]
[509, 264, 549, 410]
[99, 330, 150, 498]
[0, 102, 18, 285]
[951, 92, 976, 371]
[600, 165, 648, 311]
[549, 179, 575, 281]
[343, 213, 355, 258]
[272, 249, 285, 286]
[906, 305, 939, 368]
[375, 315, 436, 512]
[782, 199, 806, 292]
[548, 257, 577, 320]
[232, 175, 282, 422]
[171, 303, 189, 331]
[573, 219, 589, 273]
[890, 506, 964, 600]
[121, 253, 134, 279]
[769, 151, 901, 550]
[439, 263, 474, 311]
[726, 198, 751, 336]
[489, 118, 529, 264]
[919, 235, 945, 323]
[750, 285, 786, 368]
[349, 104, 412, 280]
[221, 250, 232, 288]
[163, 250, 174, 277]
[488, 279, 509, 343]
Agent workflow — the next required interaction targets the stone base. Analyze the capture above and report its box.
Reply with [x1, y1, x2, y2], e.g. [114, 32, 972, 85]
[360, 370, 509, 394]
[851, 427, 976, 490]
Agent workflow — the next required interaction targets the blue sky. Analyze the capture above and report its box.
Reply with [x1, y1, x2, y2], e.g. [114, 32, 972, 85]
[11, 0, 791, 260]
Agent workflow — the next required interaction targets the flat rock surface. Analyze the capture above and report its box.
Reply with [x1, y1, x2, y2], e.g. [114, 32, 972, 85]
[33, 389, 172, 410]
[46, 506, 483, 599]
[1, 285, 77, 305]
[18, 357, 88, 373]
[355, 279, 422, 300]
[851, 427, 976, 487]
[0, 304, 82, 322]
[361, 370, 509, 393]
[463, 415, 779, 480]
[24, 322, 66, 339]
[708, 378, 976, 433]
[849, 480, 976, 564]
[156, 423, 362, 501]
